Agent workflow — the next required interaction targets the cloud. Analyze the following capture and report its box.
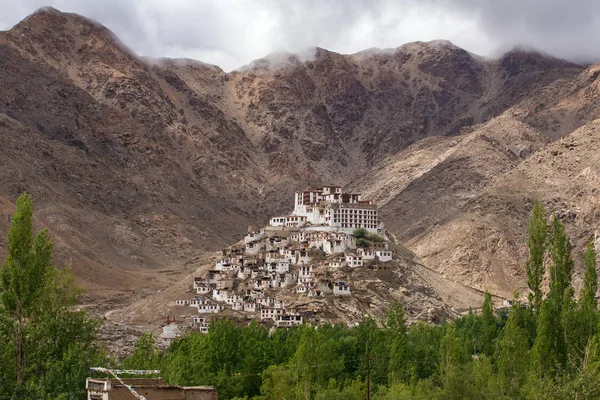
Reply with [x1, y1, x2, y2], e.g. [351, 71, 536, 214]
[0, 0, 598, 71]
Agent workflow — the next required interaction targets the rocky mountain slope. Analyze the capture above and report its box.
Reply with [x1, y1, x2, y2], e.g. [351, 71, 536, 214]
[1, 7, 598, 309]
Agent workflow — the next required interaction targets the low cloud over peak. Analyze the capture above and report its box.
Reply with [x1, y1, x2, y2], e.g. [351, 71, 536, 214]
[1, 0, 598, 72]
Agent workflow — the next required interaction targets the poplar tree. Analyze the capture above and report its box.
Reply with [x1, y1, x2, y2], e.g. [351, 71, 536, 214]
[570, 239, 599, 362]
[498, 293, 528, 395]
[0, 193, 52, 387]
[480, 291, 496, 357]
[549, 217, 574, 296]
[532, 217, 573, 377]
[580, 239, 598, 313]
[526, 200, 547, 312]
[387, 300, 408, 384]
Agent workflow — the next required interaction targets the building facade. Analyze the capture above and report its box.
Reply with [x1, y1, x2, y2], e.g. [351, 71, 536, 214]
[289, 186, 384, 234]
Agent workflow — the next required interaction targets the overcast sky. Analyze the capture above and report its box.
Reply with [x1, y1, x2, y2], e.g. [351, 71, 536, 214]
[1, 0, 599, 71]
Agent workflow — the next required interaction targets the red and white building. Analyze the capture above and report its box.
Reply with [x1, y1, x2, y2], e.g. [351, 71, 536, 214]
[291, 186, 384, 234]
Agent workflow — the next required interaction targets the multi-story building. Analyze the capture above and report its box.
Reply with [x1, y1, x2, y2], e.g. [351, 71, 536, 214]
[290, 186, 384, 234]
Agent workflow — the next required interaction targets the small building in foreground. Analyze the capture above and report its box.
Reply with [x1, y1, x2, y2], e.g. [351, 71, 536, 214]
[85, 377, 218, 400]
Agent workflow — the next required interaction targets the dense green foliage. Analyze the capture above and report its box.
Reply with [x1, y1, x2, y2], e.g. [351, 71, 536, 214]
[353, 228, 384, 248]
[0, 194, 103, 399]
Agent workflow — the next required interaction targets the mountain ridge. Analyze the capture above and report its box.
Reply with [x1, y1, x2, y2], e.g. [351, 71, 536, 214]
[0, 7, 596, 308]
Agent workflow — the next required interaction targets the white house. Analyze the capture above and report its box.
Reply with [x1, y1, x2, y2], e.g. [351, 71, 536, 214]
[296, 283, 308, 293]
[238, 267, 251, 279]
[376, 250, 393, 262]
[175, 300, 190, 306]
[215, 259, 231, 271]
[294, 249, 312, 265]
[159, 322, 181, 347]
[276, 259, 290, 274]
[197, 299, 221, 314]
[298, 265, 313, 279]
[245, 241, 263, 255]
[245, 228, 264, 244]
[323, 235, 356, 254]
[261, 308, 284, 321]
[276, 314, 303, 327]
[327, 258, 344, 268]
[269, 216, 287, 227]
[196, 283, 212, 295]
[357, 248, 376, 260]
[333, 282, 351, 296]
[192, 316, 208, 324]
[193, 277, 205, 290]
[345, 254, 363, 267]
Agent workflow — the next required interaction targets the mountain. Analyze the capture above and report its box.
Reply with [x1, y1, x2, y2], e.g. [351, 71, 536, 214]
[0, 7, 595, 309]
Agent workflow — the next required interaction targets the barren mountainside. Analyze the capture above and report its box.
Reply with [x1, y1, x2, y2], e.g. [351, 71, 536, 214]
[2, 6, 600, 310]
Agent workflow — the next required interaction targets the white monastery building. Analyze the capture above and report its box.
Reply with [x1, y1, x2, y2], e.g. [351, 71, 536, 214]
[277, 185, 384, 234]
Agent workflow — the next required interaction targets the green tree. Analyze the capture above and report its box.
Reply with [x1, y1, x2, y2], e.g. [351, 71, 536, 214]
[497, 293, 528, 396]
[580, 239, 598, 317]
[356, 238, 370, 248]
[480, 291, 497, 357]
[260, 365, 295, 400]
[548, 217, 574, 296]
[439, 325, 469, 384]
[526, 200, 547, 312]
[0, 193, 51, 386]
[532, 291, 566, 378]
[353, 228, 367, 239]
[386, 301, 408, 384]
[123, 333, 162, 370]
[0, 193, 101, 397]
[531, 217, 573, 377]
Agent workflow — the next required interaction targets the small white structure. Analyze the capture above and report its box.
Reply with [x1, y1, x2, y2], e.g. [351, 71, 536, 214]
[197, 302, 221, 314]
[276, 314, 303, 327]
[175, 300, 190, 306]
[345, 254, 363, 267]
[276, 259, 290, 274]
[193, 277, 205, 290]
[357, 248, 376, 260]
[245, 228, 264, 244]
[159, 322, 181, 347]
[245, 241, 263, 255]
[296, 283, 308, 293]
[298, 265, 313, 279]
[192, 316, 208, 324]
[269, 216, 287, 227]
[215, 259, 231, 271]
[294, 249, 312, 265]
[376, 250, 393, 262]
[196, 283, 212, 295]
[333, 282, 351, 296]
[261, 308, 284, 321]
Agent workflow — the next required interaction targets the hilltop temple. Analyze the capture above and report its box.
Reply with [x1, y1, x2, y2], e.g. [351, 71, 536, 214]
[269, 185, 384, 234]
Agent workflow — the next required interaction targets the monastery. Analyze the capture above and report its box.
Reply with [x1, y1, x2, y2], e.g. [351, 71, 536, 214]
[269, 185, 384, 233]
[167, 186, 394, 341]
